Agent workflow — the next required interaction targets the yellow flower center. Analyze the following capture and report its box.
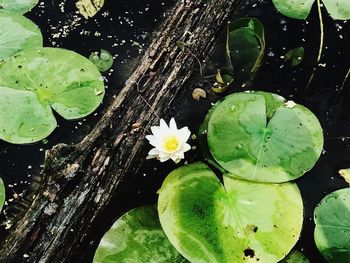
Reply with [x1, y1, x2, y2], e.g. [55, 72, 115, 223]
[163, 135, 179, 152]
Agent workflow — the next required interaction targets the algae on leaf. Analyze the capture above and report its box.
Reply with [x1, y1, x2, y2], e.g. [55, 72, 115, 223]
[0, 48, 105, 144]
[158, 163, 304, 263]
[0, 12, 42, 60]
[0, 0, 39, 14]
[94, 205, 187, 263]
[314, 188, 350, 263]
[206, 92, 323, 183]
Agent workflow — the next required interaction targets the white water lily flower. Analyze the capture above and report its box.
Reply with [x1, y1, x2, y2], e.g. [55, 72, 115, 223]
[146, 118, 191, 163]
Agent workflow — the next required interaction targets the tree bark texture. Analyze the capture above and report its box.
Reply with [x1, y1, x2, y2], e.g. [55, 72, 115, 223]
[0, 0, 247, 262]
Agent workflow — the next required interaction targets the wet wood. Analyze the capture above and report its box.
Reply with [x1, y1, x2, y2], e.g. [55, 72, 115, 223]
[0, 0, 247, 262]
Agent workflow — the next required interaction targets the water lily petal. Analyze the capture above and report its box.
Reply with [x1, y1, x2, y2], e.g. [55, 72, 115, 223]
[182, 143, 191, 152]
[159, 119, 168, 131]
[169, 118, 178, 131]
[151, 126, 163, 138]
[145, 135, 160, 148]
[178, 127, 191, 143]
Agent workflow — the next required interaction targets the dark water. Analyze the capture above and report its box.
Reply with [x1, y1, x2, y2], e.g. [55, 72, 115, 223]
[1, 0, 350, 262]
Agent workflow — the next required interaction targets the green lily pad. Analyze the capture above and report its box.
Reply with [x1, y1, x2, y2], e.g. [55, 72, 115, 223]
[0, 86, 57, 144]
[314, 188, 350, 263]
[226, 18, 265, 81]
[0, 12, 42, 60]
[282, 250, 310, 263]
[0, 0, 39, 14]
[158, 163, 304, 263]
[0, 178, 5, 212]
[322, 0, 350, 20]
[197, 102, 225, 172]
[89, 49, 114, 73]
[272, 0, 350, 20]
[0, 47, 105, 144]
[272, 0, 314, 20]
[207, 91, 324, 183]
[94, 205, 188, 263]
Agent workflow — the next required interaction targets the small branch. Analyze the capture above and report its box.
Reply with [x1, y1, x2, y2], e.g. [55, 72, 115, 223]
[305, 0, 324, 91]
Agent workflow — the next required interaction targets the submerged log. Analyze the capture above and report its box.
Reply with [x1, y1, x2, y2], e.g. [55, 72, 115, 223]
[0, 0, 247, 262]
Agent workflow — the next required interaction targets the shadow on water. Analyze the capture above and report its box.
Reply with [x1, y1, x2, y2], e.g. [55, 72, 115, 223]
[0, 0, 350, 262]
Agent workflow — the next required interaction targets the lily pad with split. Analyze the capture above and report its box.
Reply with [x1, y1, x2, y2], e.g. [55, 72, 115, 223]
[158, 163, 304, 263]
[314, 188, 350, 263]
[89, 49, 114, 72]
[207, 91, 324, 183]
[0, 12, 42, 60]
[0, 47, 105, 144]
[0, 0, 39, 14]
[93, 205, 187, 263]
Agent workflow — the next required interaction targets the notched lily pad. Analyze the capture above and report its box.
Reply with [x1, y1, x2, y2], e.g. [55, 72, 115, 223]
[314, 188, 350, 263]
[89, 49, 114, 73]
[207, 91, 324, 183]
[0, 0, 39, 14]
[0, 12, 43, 60]
[93, 205, 187, 263]
[158, 163, 304, 263]
[0, 47, 105, 144]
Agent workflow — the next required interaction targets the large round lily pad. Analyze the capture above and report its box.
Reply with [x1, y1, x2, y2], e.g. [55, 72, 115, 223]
[0, 12, 42, 60]
[0, 47, 105, 144]
[314, 188, 350, 263]
[207, 91, 323, 183]
[93, 205, 187, 263]
[0, 0, 39, 14]
[158, 163, 304, 263]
